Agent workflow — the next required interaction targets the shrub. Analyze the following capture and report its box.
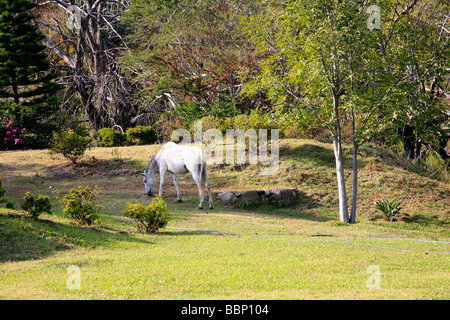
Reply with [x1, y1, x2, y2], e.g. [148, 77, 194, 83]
[98, 128, 126, 147]
[60, 186, 101, 226]
[0, 118, 26, 151]
[20, 192, 52, 219]
[189, 115, 227, 135]
[50, 129, 91, 164]
[126, 126, 157, 145]
[373, 196, 403, 222]
[234, 197, 261, 209]
[123, 196, 170, 233]
[0, 178, 14, 208]
[0, 178, 5, 199]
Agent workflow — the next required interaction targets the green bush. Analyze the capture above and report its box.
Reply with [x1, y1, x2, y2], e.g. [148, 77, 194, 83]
[20, 192, 52, 219]
[373, 197, 403, 222]
[60, 186, 101, 226]
[123, 196, 170, 233]
[0, 178, 14, 209]
[49, 129, 91, 164]
[234, 197, 261, 209]
[98, 128, 126, 147]
[0, 178, 5, 199]
[126, 126, 157, 145]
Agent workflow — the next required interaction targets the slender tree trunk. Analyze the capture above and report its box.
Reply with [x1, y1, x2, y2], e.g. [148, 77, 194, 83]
[12, 83, 19, 104]
[332, 94, 349, 223]
[350, 140, 358, 224]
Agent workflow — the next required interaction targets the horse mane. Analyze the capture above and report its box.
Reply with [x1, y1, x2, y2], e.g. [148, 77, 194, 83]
[144, 142, 174, 175]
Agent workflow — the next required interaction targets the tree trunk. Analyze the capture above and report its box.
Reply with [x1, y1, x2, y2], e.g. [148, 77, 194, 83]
[37, 0, 133, 130]
[332, 94, 349, 223]
[350, 140, 358, 224]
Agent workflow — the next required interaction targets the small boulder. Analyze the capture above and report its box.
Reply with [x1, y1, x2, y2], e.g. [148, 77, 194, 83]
[238, 190, 262, 203]
[217, 191, 237, 203]
[269, 188, 299, 206]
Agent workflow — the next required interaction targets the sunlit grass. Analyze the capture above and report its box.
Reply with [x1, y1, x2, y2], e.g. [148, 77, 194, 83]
[0, 140, 449, 299]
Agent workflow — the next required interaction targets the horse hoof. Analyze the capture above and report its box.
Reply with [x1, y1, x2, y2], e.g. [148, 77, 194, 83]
[177, 199, 182, 203]
[197, 206, 203, 210]
[209, 205, 213, 209]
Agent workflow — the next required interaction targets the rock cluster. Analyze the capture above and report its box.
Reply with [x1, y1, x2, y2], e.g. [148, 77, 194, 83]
[217, 188, 299, 207]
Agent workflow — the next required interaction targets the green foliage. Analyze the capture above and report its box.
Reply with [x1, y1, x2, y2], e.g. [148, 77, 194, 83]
[122, 0, 260, 122]
[0, 178, 5, 199]
[234, 197, 261, 210]
[60, 186, 101, 226]
[50, 129, 91, 164]
[0, 177, 14, 208]
[20, 192, 52, 219]
[373, 197, 403, 222]
[123, 196, 170, 233]
[0, 0, 63, 142]
[98, 128, 127, 147]
[126, 126, 157, 145]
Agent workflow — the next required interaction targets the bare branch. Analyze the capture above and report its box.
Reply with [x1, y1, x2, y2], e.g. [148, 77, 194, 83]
[42, 37, 76, 68]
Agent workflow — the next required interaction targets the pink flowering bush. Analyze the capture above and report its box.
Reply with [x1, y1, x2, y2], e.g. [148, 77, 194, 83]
[1, 118, 26, 150]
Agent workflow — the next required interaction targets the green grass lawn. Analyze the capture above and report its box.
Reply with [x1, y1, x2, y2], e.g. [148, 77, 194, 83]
[0, 140, 449, 299]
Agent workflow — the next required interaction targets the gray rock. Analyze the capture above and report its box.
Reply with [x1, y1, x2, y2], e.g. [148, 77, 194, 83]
[217, 191, 237, 203]
[239, 190, 262, 202]
[269, 188, 299, 206]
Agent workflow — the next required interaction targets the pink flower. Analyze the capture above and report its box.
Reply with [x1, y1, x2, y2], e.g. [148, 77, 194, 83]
[6, 120, 13, 128]
[14, 138, 22, 144]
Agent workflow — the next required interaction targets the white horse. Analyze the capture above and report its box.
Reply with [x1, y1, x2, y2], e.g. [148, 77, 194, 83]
[142, 142, 213, 209]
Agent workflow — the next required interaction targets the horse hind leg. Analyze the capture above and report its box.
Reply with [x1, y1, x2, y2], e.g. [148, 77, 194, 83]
[203, 168, 213, 209]
[192, 164, 205, 210]
[196, 181, 205, 210]
[172, 173, 182, 202]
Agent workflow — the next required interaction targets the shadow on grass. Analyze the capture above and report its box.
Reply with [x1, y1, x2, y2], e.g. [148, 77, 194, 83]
[403, 213, 448, 228]
[0, 211, 154, 263]
[281, 143, 372, 171]
[282, 144, 337, 167]
[158, 230, 219, 236]
[0, 157, 144, 183]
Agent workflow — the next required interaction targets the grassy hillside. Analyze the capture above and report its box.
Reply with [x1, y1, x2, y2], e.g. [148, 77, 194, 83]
[0, 139, 449, 299]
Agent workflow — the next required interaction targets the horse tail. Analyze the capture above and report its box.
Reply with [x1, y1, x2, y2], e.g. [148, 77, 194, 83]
[198, 150, 207, 187]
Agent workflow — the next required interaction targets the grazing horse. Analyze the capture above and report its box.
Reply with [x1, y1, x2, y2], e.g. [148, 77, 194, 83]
[142, 142, 213, 209]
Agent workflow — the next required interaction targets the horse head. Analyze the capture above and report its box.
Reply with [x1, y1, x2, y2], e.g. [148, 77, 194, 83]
[142, 172, 155, 196]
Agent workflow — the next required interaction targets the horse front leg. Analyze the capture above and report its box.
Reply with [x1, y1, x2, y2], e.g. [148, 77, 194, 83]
[159, 168, 167, 196]
[172, 173, 182, 202]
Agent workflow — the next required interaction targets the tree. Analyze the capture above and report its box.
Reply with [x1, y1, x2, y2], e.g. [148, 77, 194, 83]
[243, 0, 389, 223]
[36, 0, 133, 130]
[122, 0, 263, 126]
[0, 0, 63, 140]
[242, 0, 449, 223]
[379, 0, 450, 164]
